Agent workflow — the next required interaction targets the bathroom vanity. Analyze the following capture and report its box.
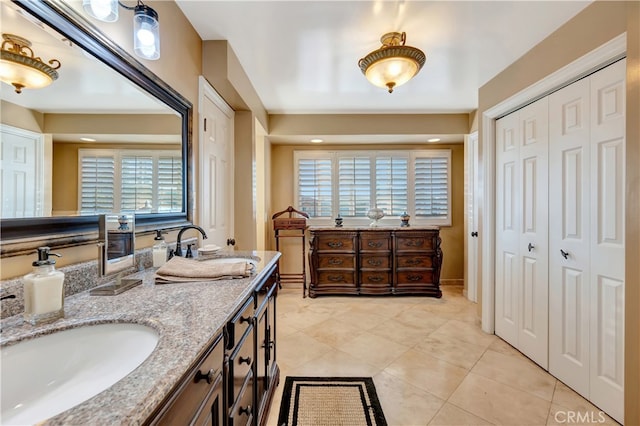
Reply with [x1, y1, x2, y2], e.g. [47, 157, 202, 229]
[0, 251, 281, 426]
[308, 227, 442, 298]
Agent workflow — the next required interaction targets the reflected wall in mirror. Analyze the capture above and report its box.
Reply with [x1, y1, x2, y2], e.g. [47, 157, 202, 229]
[0, 0, 192, 252]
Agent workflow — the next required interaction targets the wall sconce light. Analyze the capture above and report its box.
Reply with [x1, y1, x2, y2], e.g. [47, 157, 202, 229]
[83, 0, 160, 60]
[0, 33, 61, 94]
[358, 32, 425, 93]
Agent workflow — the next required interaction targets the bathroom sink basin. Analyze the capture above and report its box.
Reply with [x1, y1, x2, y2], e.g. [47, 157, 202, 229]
[1, 322, 159, 425]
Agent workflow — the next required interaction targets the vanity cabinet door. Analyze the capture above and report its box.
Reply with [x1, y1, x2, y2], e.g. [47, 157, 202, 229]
[192, 373, 224, 426]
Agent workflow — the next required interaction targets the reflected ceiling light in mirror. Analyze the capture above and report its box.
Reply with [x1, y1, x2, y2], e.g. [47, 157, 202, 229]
[427, 138, 440, 142]
[83, 0, 160, 61]
[0, 33, 61, 94]
[358, 32, 425, 93]
[310, 138, 323, 143]
[80, 137, 97, 142]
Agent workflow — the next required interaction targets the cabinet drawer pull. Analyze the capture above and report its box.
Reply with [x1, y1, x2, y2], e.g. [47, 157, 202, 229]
[407, 274, 423, 281]
[406, 258, 421, 266]
[239, 315, 252, 324]
[367, 259, 382, 266]
[239, 356, 252, 365]
[369, 275, 383, 282]
[328, 258, 343, 265]
[367, 241, 383, 248]
[239, 405, 252, 416]
[404, 239, 425, 247]
[327, 274, 345, 282]
[327, 241, 344, 248]
[195, 368, 216, 384]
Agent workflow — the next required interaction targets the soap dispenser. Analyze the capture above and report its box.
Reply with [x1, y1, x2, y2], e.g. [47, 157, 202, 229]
[23, 247, 65, 325]
[152, 230, 167, 267]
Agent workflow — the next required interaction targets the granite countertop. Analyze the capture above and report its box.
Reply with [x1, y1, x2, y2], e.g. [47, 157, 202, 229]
[0, 250, 281, 425]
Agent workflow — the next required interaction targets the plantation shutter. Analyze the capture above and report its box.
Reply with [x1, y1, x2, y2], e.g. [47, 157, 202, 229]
[121, 155, 154, 211]
[297, 158, 332, 217]
[375, 156, 408, 216]
[338, 156, 370, 217]
[80, 154, 115, 213]
[415, 156, 449, 218]
[157, 155, 183, 212]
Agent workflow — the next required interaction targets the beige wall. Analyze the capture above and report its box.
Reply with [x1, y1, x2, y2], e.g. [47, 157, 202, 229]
[0, 1, 202, 279]
[269, 143, 465, 284]
[1, 101, 44, 132]
[477, 1, 639, 422]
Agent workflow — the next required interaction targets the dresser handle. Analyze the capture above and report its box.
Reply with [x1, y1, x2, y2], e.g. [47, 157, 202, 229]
[239, 405, 252, 416]
[405, 239, 425, 247]
[407, 274, 423, 281]
[367, 241, 382, 248]
[406, 258, 421, 266]
[194, 368, 216, 384]
[239, 356, 252, 365]
[327, 241, 344, 248]
[369, 275, 383, 282]
[327, 274, 344, 282]
[367, 259, 382, 266]
[239, 315, 252, 324]
[328, 258, 343, 265]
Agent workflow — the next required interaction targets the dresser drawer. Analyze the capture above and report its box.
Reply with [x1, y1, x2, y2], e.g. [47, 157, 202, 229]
[317, 271, 356, 285]
[395, 234, 436, 252]
[396, 270, 434, 285]
[315, 234, 356, 252]
[228, 371, 254, 426]
[396, 255, 433, 268]
[359, 232, 391, 251]
[226, 297, 254, 350]
[318, 254, 355, 269]
[360, 271, 391, 286]
[360, 255, 390, 269]
[228, 329, 254, 404]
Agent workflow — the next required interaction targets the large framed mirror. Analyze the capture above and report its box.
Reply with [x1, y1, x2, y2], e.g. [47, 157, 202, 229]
[0, 0, 192, 257]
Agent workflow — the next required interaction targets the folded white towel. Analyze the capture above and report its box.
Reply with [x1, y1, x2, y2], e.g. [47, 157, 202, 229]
[155, 256, 253, 284]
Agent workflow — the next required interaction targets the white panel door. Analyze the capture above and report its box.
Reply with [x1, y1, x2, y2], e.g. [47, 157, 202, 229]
[517, 98, 549, 368]
[200, 84, 234, 248]
[588, 59, 625, 423]
[495, 112, 520, 347]
[549, 77, 591, 398]
[0, 125, 44, 218]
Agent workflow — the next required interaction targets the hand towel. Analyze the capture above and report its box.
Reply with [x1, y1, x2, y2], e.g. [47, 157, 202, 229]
[155, 256, 253, 284]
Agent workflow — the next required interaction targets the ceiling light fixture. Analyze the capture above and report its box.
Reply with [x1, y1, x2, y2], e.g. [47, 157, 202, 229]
[358, 32, 425, 93]
[0, 33, 61, 94]
[83, 0, 160, 61]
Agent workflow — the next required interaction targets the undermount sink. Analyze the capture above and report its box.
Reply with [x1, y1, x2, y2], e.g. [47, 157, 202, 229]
[1, 322, 159, 425]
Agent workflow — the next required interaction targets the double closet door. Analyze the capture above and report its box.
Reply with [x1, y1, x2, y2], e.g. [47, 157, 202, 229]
[495, 59, 625, 423]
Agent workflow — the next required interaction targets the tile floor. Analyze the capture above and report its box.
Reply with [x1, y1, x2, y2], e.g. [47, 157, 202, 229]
[265, 286, 618, 426]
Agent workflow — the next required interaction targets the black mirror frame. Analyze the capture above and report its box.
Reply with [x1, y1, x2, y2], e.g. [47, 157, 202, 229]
[0, 0, 193, 257]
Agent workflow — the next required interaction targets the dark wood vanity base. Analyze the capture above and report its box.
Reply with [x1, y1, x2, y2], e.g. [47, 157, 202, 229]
[308, 227, 443, 298]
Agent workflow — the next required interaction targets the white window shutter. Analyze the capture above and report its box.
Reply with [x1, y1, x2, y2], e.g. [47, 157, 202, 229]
[80, 154, 115, 213]
[297, 158, 332, 217]
[338, 156, 371, 217]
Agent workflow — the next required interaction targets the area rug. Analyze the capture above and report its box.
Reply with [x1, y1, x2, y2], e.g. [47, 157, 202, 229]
[277, 376, 388, 426]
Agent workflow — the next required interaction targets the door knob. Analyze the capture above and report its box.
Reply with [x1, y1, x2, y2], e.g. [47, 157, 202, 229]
[528, 243, 535, 252]
[227, 238, 236, 246]
[471, 231, 478, 237]
[560, 249, 569, 259]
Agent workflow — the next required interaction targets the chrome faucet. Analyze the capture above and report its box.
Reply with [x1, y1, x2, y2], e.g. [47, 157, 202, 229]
[174, 225, 208, 258]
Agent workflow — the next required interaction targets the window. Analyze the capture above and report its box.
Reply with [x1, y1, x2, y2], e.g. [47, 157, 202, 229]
[79, 149, 182, 214]
[294, 150, 451, 226]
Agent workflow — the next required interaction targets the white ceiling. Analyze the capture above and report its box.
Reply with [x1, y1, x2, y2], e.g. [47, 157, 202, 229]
[176, 0, 592, 115]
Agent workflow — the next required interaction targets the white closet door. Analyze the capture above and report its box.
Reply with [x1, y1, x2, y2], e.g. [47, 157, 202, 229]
[588, 59, 625, 423]
[495, 112, 520, 347]
[517, 98, 549, 368]
[549, 76, 592, 398]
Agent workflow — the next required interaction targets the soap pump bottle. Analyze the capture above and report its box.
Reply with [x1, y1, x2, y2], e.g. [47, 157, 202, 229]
[152, 230, 167, 267]
[23, 247, 65, 325]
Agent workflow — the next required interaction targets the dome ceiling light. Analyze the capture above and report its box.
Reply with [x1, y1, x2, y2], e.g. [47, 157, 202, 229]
[358, 31, 425, 93]
[0, 33, 61, 94]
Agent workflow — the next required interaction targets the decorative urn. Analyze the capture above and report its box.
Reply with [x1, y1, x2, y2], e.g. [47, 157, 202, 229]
[366, 207, 385, 227]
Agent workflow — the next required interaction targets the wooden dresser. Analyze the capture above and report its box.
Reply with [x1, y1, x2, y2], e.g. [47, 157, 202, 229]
[308, 227, 442, 298]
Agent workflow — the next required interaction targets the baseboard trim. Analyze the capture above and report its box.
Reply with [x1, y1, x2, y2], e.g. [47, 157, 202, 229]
[440, 279, 464, 286]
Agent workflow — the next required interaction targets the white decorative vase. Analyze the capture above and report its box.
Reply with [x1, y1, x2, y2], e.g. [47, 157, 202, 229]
[367, 207, 384, 227]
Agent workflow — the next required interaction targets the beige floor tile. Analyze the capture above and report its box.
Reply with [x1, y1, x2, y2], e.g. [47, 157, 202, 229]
[339, 330, 411, 368]
[277, 331, 333, 368]
[486, 336, 525, 358]
[413, 334, 487, 370]
[333, 309, 391, 331]
[550, 382, 619, 424]
[471, 349, 556, 401]
[301, 317, 365, 348]
[282, 348, 383, 378]
[428, 403, 494, 425]
[449, 373, 551, 425]
[384, 349, 468, 400]
[392, 309, 450, 333]
[428, 319, 496, 348]
[373, 371, 444, 426]
[278, 309, 334, 330]
[546, 403, 619, 426]
[368, 318, 435, 347]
